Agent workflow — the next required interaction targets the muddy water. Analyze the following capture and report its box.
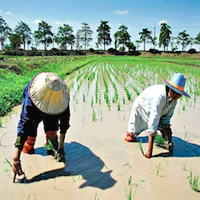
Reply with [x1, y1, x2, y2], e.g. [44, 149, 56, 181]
[0, 67, 200, 200]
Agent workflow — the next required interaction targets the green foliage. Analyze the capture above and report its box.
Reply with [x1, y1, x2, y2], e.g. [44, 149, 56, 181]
[159, 23, 172, 51]
[154, 134, 166, 146]
[188, 168, 200, 192]
[97, 20, 112, 51]
[0, 56, 96, 116]
[5, 158, 12, 168]
[92, 109, 96, 121]
[138, 140, 144, 155]
[0, 117, 2, 127]
[156, 162, 162, 176]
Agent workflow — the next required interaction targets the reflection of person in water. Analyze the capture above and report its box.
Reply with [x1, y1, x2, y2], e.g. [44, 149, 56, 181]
[125, 73, 190, 158]
[12, 72, 70, 182]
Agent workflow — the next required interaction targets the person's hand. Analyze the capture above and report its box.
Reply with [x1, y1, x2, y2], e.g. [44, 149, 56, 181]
[12, 159, 24, 183]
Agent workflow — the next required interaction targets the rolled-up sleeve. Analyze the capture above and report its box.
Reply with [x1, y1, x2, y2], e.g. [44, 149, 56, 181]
[59, 105, 70, 134]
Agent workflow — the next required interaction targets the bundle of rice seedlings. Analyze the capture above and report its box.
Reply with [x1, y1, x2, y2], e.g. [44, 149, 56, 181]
[154, 134, 166, 146]
[45, 139, 57, 154]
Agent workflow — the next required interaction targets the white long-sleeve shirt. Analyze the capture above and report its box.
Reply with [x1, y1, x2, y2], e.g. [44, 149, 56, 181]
[128, 85, 177, 134]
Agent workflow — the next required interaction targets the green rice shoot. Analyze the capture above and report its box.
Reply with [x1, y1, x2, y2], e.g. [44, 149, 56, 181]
[138, 140, 144, 155]
[154, 134, 166, 146]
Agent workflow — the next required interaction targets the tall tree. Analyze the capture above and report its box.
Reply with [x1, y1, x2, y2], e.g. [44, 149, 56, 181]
[56, 24, 74, 50]
[34, 21, 53, 50]
[114, 31, 120, 50]
[96, 20, 112, 51]
[15, 21, 32, 50]
[170, 36, 178, 52]
[116, 25, 131, 52]
[177, 30, 190, 51]
[0, 16, 12, 50]
[9, 33, 21, 49]
[33, 31, 40, 50]
[79, 23, 93, 50]
[139, 28, 152, 51]
[159, 23, 172, 51]
[68, 34, 75, 50]
[188, 37, 195, 49]
[135, 40, 141, 50]
[195, 32, 200, 51]
[75, 30, 81, 50]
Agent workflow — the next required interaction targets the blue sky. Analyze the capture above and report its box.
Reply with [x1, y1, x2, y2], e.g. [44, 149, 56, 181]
[0, 0, 200, 50]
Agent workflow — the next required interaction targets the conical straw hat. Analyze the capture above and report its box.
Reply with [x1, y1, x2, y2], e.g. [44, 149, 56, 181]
[29, 72, 70, 115]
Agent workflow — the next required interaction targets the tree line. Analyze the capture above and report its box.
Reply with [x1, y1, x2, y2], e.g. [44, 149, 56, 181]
[0, 16, 200, 52]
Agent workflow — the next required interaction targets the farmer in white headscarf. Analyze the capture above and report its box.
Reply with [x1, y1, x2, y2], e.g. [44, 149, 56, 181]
[125, 73, 190, 158]
[12, 72, 70, 182]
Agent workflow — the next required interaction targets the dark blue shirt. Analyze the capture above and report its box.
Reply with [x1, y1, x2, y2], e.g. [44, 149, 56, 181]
[17, 81, 70, 138]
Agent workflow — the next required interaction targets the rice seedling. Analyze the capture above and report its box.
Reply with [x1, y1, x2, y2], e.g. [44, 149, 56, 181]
[45, 140, 57, 155]
[125, 187, 133, 200]
[91, 97, 94, 107]
[164, 158, 169, 166]
[123, 114, 126, 122]
[182, 104, 186, 111]
[112, 96, 116, 103]
[71, 176, 76, 182]
[156, 162, 162, 176]
[78, 174, 83, 180]
[140, 180, 145, 183]
[101, 110, 103, 122]
[181, 161, 188, 171]
[92, 109, 96, 121]
[128, 175, 132, 186]
[123, 97, 126, 104]
[138, 140, 144, 155]
[94, 193, 100, 200]
[53, 176, 57, 189]
[154, 134, 166, 146]
[5, 158, 12, 168]
[124, 86, 131, 100]
[188, 168, 200, 192]
[82, 93, 86, 102]
[108, 100, 111, 111]
[117, 101, 121, 111]
[183, 125, 188, 141]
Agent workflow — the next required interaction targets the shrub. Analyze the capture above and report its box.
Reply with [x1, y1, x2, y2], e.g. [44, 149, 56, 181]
[188, 48, 196, 54]
[149, 48, 160, 54]
[89, 48, 95, 52]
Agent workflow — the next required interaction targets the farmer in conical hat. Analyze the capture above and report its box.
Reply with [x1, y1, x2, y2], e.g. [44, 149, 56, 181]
[125, 73, 190, 158]
[12, 72, 70, 182]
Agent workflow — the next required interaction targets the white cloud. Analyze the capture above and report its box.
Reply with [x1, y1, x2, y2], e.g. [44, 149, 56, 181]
[54, 21, 62, 25]
[158, 19, 168, 25]
[5, 11, 13, 15]
[32, 19, 42, 24]
[113, 10, 129, 15]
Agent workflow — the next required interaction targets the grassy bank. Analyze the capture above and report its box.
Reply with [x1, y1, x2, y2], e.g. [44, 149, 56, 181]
[0, 55, 99, 116]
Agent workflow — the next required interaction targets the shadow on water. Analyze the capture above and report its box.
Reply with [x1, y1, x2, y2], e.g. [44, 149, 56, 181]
[137, 135, 200, 158]
[20, 142, 117, 189]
